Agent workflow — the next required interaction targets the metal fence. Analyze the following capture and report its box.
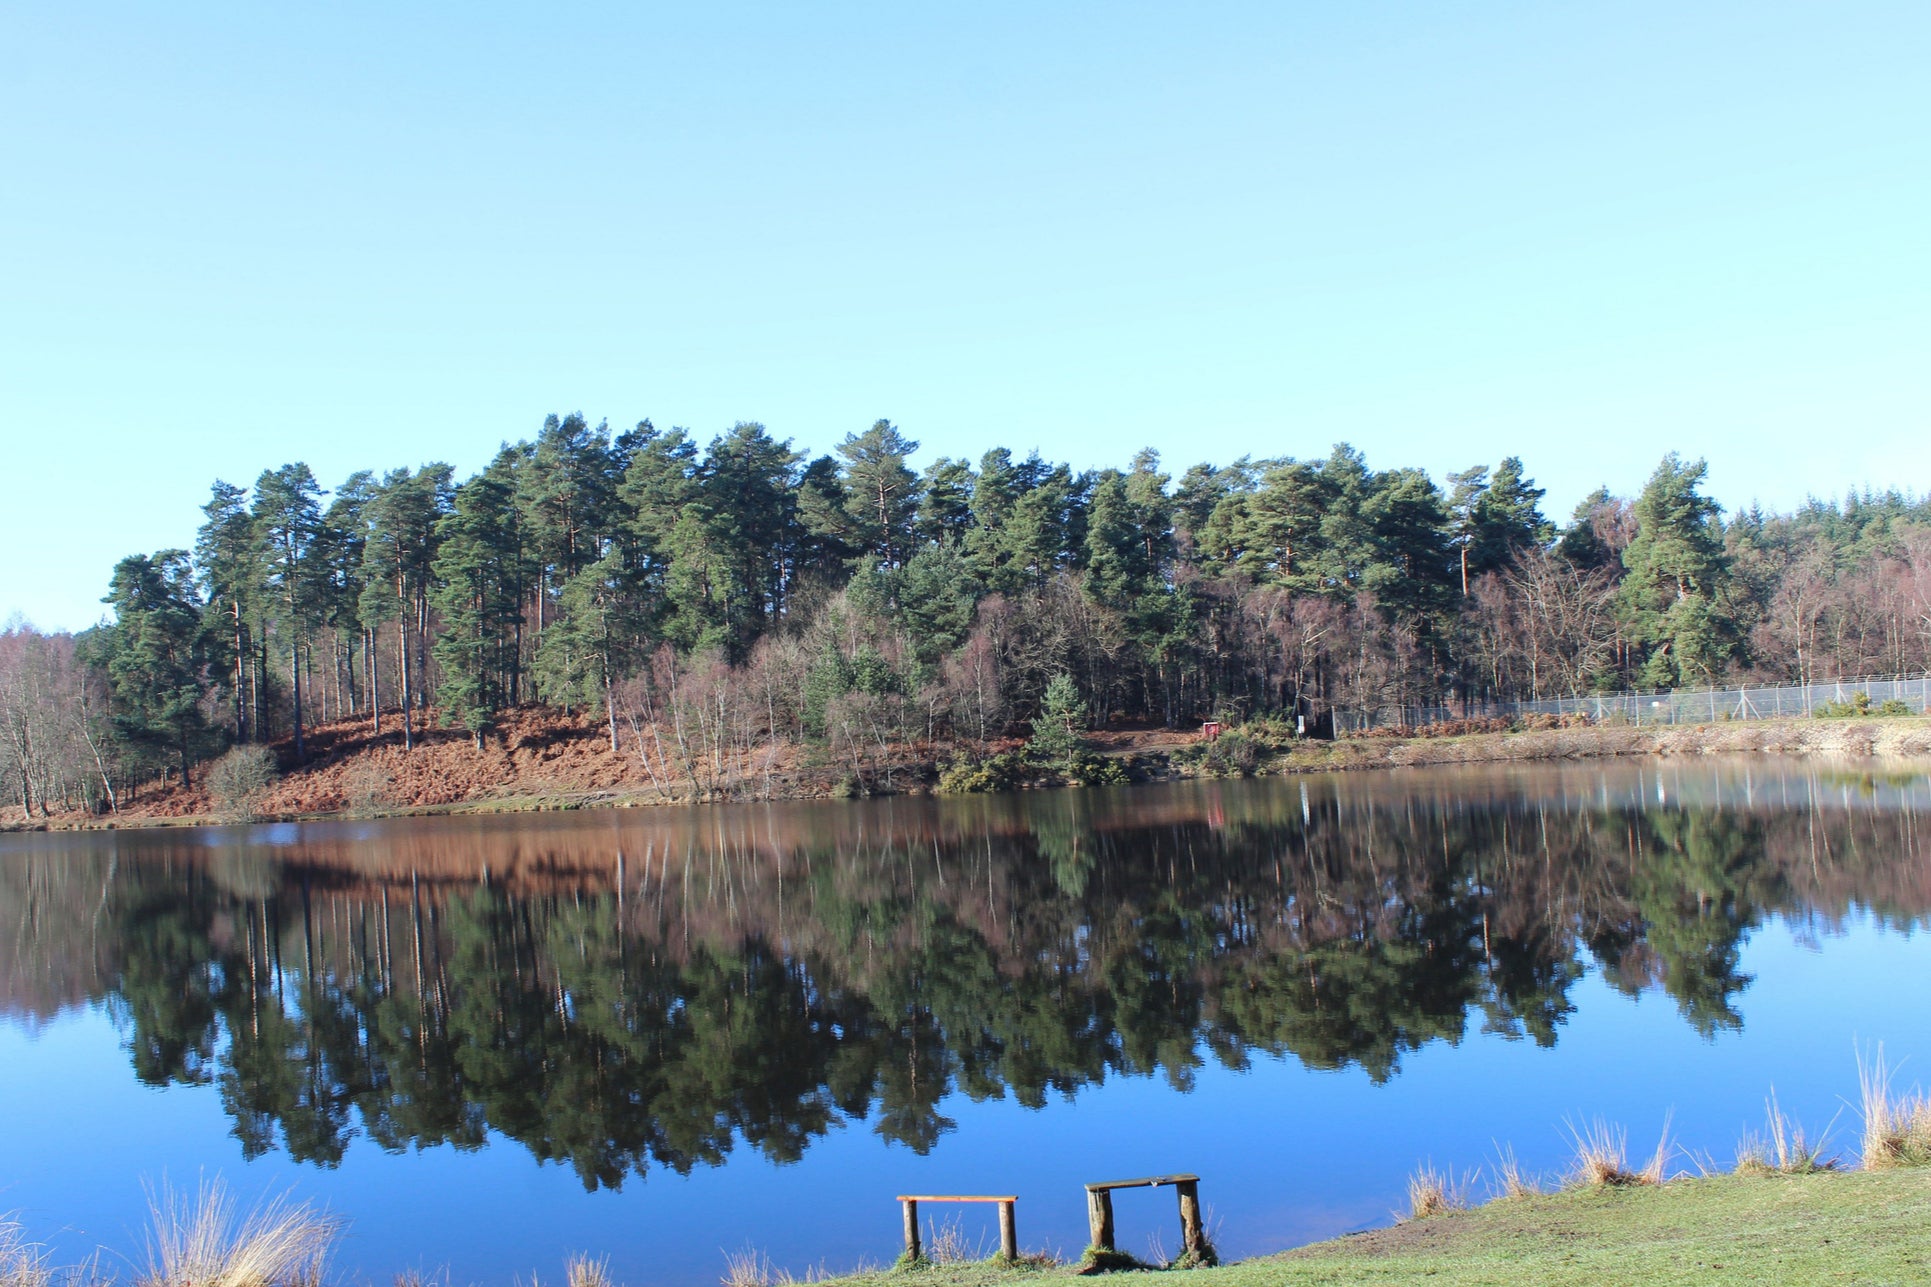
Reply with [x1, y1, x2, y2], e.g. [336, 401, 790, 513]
[1334, 673, 1931, 734]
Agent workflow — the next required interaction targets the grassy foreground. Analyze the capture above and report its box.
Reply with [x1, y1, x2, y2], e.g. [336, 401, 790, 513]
[820, 1171, 1931, 1287]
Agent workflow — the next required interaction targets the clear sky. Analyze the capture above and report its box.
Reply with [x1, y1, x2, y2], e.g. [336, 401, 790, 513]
[4, 3, 1927, 632]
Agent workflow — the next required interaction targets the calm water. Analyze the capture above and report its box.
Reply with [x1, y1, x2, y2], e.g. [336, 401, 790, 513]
[3, 761, 1929, 1284]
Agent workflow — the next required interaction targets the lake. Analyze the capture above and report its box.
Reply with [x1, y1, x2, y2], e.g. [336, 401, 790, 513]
[3, 759, 1928, 1285]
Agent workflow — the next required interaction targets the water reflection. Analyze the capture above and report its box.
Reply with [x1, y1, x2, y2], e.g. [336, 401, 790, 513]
[4, 764, 1928, 1192]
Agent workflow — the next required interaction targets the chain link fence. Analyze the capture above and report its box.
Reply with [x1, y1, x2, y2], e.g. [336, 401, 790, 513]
[1334, 673, 1931, 734]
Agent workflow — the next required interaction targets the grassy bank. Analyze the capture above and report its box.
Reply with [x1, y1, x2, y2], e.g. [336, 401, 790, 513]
[808, 1171, 1931, 1287]
[1217, 713, 1931, 779]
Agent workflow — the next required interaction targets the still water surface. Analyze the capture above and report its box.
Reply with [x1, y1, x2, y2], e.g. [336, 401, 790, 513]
[3, 761, 1929, 1284]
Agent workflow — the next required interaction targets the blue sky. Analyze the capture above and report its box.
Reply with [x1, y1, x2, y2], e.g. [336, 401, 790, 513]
[4, 3, 1927, 632]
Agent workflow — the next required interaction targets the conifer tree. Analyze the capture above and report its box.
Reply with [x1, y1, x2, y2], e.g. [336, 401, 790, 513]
[358, 466, 452, 747]
[94, 551, 211, 783]
[251, 464, 325, 759]
[835, 420, 920, 571]
[432, 462, 524, 746]
[196, 480, 264, 742]
[1619, 454, 1737, 687]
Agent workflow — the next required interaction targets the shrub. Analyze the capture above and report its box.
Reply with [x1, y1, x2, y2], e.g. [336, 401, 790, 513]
[1186, 730, 1261, 778]
[1815, 693, 1917, 719]
[342, 761, 395, 816]
[206, 746, 280, 822]
[936, 752, 1022, 794]
[1067, 750, 1128, 787]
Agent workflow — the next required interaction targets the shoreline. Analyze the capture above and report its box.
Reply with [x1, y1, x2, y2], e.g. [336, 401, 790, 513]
[7, 714, 1928, 835]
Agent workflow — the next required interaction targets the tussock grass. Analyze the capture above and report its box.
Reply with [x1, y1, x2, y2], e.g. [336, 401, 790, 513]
[1403, 1163, 1468, 1220]
[1487, 1146, 1540, 1201]
[564, 1256, 613, 1287]
[142, 1179, 339, 1287]
[1, 1217, 53, 1287]
[720, 1247, 782, 1287]
[1856, 1044, 1931, 1170]
[1563, 1118, 1634, 1187]
[1563, 1116, 1672, 1188]
[1638, 1115, 1675, 1186]
[1736, 1088, 1837, 1175]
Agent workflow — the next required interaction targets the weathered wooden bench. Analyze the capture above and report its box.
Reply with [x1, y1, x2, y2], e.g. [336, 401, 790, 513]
[894, 1194, 1019, 1262]
[1083, 1173, 1209, 1262]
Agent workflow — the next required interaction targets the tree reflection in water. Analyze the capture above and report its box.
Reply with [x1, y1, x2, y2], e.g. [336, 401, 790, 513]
[5, 770, 1927, 1191]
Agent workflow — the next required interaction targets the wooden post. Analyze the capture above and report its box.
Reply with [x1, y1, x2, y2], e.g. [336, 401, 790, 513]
[998, 1199, 1018, 1261]
[1086, 1187, 1115, 1251]
[901, 1199, 920, 1261]
[1176, 1179, 1207, 1262]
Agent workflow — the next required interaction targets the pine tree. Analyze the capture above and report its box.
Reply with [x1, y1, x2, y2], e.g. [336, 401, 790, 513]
[432, 464, 524, 745]
[195, 480, 264, 742]
[1240, 460, 1333, 591]
[358, 466, 452, 747]
[1027, 673, 1088, 775]
[835, 420, 920, 571]
[251, 464, 325, 759]
[1619, 454, 1737, 687]
[94, 551, 211, 783]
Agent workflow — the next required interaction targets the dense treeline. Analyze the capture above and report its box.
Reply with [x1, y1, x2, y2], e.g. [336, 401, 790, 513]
[4, 415, 1929, 814]
[5, 781, 1927, 1182]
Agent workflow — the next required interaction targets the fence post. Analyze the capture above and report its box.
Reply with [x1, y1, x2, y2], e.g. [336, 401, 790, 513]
[1086, 1188, 1115, 1252]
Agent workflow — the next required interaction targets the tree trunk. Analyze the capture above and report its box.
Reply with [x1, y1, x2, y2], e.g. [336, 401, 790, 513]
[232, 600, 247, 741]
[398, 611, 413, 751]
[290, 640, 305, 761]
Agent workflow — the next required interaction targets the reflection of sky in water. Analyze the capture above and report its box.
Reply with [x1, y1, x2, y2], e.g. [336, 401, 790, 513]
[1, 761, 1927, 1286]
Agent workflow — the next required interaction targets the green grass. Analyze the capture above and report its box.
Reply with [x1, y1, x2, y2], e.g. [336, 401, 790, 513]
[810, 1170, 1931, 1287]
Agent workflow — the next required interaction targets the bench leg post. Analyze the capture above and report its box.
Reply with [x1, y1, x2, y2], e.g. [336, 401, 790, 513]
[1086, 1189, 1114, 1252]
[902, 1199, 920, 1262]
[1176, 1181, 1210, 1264]
[999, 1200, 1018, 1261]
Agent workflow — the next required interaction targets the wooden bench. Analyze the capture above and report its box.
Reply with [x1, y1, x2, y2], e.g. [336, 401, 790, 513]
[1083, 1174, 1209, 1262]
[895, 1195, 1018, 1262]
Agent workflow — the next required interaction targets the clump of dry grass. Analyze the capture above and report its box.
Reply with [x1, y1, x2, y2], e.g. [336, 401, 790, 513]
[563, 1256, 612, 1287]
[1857, 1045, 1931, 1170]
[921, 1215, 986, 1266]
[2, 1217, 54, 1287]
[1736, 1088, 1837, 1175]
[1565, 1118, 1633, 1186]
[142, 1179, 339, 1287]
[1564, 1116, 1673, 1187]
[1488, 1145, 1541, 1200]
[1404, 1162, 1469, 1220]
[718, 1247, 776, 1287]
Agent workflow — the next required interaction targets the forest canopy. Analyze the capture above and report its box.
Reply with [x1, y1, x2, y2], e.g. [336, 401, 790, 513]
[4, 413, 1929, 816]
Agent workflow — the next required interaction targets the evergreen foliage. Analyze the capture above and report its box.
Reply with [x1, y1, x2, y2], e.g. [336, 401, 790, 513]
[44, 412, 1931, 794]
